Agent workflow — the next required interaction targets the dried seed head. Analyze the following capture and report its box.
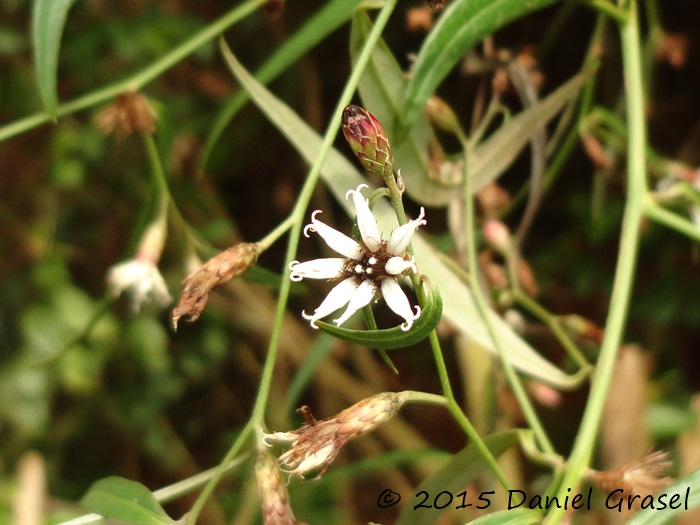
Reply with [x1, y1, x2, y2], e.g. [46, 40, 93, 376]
[172, 242, 261, 329]
[264, 393, 404, 479]
[341, 105, 394, 181]
[255, 449, 307, 525]
[590, 450, 674, 504]
[95, 92, 157, 136]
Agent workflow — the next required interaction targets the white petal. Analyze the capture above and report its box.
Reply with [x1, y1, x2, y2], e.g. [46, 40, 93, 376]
[289, 258, 344, 281]
[302, 277, 359, 328]
[304, 210, 362, 259]
[387, 207, 427, 255]
[385, 256, 417, 276]
[346, 184, 381, 251]
[261, 431, 297, 445]
[381, 279, 421, 331]
[333, 279, 377, 327]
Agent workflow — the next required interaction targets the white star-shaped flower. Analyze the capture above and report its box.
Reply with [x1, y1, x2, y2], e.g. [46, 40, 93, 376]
[290, 184, 426, 331]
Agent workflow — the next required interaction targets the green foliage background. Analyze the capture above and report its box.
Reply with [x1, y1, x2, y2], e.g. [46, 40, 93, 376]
[1, 0, 700, 524]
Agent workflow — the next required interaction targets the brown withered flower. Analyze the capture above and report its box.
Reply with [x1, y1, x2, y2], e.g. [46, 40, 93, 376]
[263, 392, 404, 479]
[95, 92, 157, 136]
[255, 448, 308, 525]
[172, 242, 261, 329]
[590, 450, 674, 504]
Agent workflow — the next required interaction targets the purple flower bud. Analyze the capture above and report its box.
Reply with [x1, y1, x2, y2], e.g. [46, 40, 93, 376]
[341, 105, 394, 180]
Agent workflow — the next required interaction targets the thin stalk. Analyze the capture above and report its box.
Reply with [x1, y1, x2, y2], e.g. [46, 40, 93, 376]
[257, 214, 296, 251]
[0, 0, 265, 143]
[582, 0, 629, 23]
[644, 198, 700, 243]
[513, 291, 592, 372]
[544, 2, 647, 521]
[427, 330, 512, 491]
[463, 141, 555, 455]
[185, 2, 399, 522]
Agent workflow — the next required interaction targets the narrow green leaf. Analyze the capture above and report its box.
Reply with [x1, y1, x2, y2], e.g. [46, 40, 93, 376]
[399, 0, 560, 137]
[626, 466, 700, 525]
[315, 276, 443, 350]
[200, 0, 364, 173]
[395, 430, 521, 525]
[467, 509, 543, 525]
[31, 0, 77, 117]
[80, 476, 176, 525]
[350, 10, 457, 207]
[351, 9, 585, 207]
[221, 41, 583, 389]
[471, 72, 587, 191]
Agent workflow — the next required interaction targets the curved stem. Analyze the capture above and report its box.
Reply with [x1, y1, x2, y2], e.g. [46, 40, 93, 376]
[462, 138, 555, 455]
[544, 2, 647, 521]
[427, 330, 512, 491]
[184, 3, 400, 522]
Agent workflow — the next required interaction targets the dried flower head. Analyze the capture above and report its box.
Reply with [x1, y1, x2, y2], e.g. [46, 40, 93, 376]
[255, 448, 308, 525]
[107, 217, 171, 312]
[264, 393, 404, 479]
[341, 105, 394, 180]
[590, 450, 674, 504]
[290, 184, 425, 331]
[172, 242, 261, 329]
[95, 92, 157, 136]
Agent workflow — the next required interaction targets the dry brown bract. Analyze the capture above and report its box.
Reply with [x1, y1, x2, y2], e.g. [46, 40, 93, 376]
[171, 242, 260, 329]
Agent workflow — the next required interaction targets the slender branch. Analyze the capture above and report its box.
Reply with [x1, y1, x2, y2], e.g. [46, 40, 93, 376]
[185, 2, 400, 522]
[0, 0, 265, 143]
[544, 2, 647, 521]
[644, 198, 700, 243]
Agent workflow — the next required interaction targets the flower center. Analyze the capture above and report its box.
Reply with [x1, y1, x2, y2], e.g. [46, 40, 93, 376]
[342, 242, 396, 281]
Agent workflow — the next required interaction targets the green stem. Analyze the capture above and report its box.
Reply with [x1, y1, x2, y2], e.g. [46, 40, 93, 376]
[544, 2, 647, 521]
[581, 0, 629, 23]
[462, 142, 555, 455]
[249, 0, 398, 426]
[644, 198, 700, 243]
[257, 214, 296, 251]
[514, 291, 592, 372]
[0, 0, 265, 143]
[427, 330, 512, 491]
[186, 424, 254, 524]
[186, 2, 399, 522]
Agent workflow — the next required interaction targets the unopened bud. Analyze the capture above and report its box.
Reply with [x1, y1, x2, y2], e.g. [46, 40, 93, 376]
[425, 96, 461, 135]
[255, 448, 307, 525]
[172, 242, 261, 329]
[483, 220, 511, 254]
[94, 92, 157, 136]
[341, 105, 394, 180]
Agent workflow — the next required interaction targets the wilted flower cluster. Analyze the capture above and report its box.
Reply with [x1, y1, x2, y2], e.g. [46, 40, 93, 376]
[290, 184, 426, 331]
[171, 242, 261, 329]
[107, 217, 171, 312]
[590, 450, 674, 502]
[263, 392, 404, 479]
[255, 448, 307, 525]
